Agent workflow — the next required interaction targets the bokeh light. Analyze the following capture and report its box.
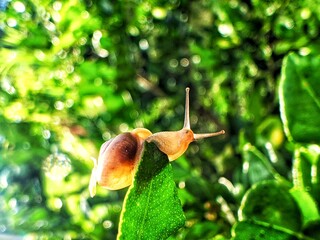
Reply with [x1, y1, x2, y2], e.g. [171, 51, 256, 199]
[42, 153, 72, 181]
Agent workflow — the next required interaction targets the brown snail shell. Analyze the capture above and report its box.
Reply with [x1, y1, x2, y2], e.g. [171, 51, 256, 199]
[89, 128, 152, 197]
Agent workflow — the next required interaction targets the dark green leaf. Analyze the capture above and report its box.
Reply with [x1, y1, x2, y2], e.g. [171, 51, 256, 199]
[241, 143, 277, 185]
[239, 180, 302, 232]
[185, 221, 220, 239]
[303, 220, 320, 240]
[232, 221, 298, 240]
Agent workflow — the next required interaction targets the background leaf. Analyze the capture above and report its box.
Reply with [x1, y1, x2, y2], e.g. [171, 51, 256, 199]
[118, 143, 185, 240]
[238, 180, 302, 232]
[232, 221, 298, 240]
[279, 52, 320, 143]
[290, 188, 320, 227]
[293, 145, 320, 205]
[241, 143, 277, 186]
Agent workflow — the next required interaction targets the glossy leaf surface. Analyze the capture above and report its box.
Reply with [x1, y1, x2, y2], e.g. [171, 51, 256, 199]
[279, 52, 320, 143]
[118, 143, 185, 240]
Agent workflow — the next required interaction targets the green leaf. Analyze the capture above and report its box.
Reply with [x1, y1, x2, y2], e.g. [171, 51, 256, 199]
[293, 145, 320, 204]
[238, 180, 302, 232]
[232, 221, 298, 240]
[279, 52, 320, 143]
[290, 188, 320, 227]
[118, 143, 185, 240]
[241, 143, 278, 186]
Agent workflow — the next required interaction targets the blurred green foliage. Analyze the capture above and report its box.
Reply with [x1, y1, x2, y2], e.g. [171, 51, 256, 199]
[0, 0, 320, 239]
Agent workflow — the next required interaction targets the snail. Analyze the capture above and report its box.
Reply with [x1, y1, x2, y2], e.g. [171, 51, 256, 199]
[146, 87, 225, 161]
[89, 128, 152, 197]
[89, 88, 225, 197]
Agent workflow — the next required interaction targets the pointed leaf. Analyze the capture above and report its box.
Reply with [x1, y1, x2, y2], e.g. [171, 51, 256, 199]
[118, 143, 185, 240]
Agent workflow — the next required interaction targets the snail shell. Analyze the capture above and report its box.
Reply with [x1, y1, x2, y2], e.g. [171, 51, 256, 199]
[89, 128, 152, 197]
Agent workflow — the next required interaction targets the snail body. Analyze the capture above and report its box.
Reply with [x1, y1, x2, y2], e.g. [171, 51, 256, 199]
[89, 128, 152, 197]
[146, 129, 194, 161]
[146, 88, 225, 161]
